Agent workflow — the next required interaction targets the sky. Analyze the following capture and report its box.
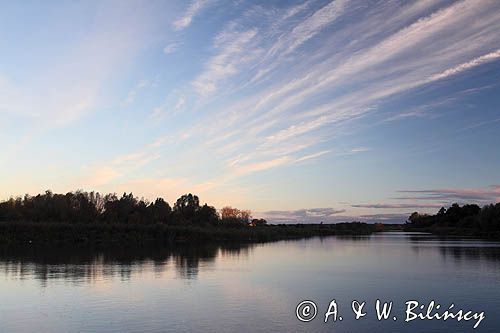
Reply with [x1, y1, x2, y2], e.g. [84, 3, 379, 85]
[1, 0, 500, 223]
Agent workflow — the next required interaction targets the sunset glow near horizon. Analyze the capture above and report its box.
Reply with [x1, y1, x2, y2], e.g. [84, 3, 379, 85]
[1, 0, 500, 223]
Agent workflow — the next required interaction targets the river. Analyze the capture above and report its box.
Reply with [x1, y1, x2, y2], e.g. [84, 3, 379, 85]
[0, 232, 499, 332]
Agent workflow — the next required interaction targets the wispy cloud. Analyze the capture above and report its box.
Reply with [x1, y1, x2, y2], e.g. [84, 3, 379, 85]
[150, 93, 187, 120]
[174, 96, 186, 111]
[178, 0, 498, 170]
[352, 203, 443, 209]
[396, 186, 500, 204]
[82, 150, 161, 187]
[143, 0, 500, 210]
[259, 207, 347, 224]
[349, 147, 370, 154]
[428, 49, 500, 82]
[173, 0, 215, 31]
[280, 0, 349, 55]
[233, 156, 291, 176]
[282, 2, 310, 20]
[0, 1, 164, 129]
[358, 213, 410, 224]
[4, 0, 500, 214]
[163, 41, 182, 54]
[294, 150, 331, 163]
[193, 27, 260, 95]
[123, 79, 150, 106]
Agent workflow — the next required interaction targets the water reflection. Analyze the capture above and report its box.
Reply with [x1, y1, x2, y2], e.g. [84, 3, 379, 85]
[439, 246, 500, 265]
[0, 243, 255, 285]
[3, 234, 500, 287]
[400, 232, 500, 265]
[1, 234, 500, 332]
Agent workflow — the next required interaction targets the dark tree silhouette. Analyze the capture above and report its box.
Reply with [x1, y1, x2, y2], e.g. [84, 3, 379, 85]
[406, 203, 500, 238]
[251, 218, 267, 227]
[0, 191, 211, 226]
[173, 194, 200, 222]
[150, 198, 172, 224]
[193, 204, 219, 226]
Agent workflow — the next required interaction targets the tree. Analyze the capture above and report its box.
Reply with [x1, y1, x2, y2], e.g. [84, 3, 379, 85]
[194, 204, 219, 225]
[173, 194, 200, 222]
[407, 212, 420, 224]
[220, 206, 251, 226]
[251, 218, 267, 227]
[150, 198, 172, 224]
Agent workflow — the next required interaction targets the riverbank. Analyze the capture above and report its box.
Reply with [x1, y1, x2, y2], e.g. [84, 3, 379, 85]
[0, 221, 374, 246]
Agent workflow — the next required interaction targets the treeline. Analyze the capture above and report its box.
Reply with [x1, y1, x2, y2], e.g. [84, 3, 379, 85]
[0, 190, 264, 227]
[406, 203, 500, 238]
[0, 190, 376, 245]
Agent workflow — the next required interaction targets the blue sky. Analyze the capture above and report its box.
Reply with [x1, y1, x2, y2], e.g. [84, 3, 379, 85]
[1, 0, 500, 223]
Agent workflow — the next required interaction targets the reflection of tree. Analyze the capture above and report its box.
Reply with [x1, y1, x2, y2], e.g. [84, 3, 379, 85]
[173, 243, 254, 279]
[218, 242, 253, 257]
[439, 246, 500, 266]
[407, 234, 500, 267]
[0, 243, 255, 285]
[173, 243, 217, 279]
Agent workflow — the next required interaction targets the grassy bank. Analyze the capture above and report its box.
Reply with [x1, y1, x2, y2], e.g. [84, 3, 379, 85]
[0, 221, 374, 246]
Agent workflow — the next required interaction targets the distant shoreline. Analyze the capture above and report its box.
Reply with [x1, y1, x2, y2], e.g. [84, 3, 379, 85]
[0, 221, 374, 246]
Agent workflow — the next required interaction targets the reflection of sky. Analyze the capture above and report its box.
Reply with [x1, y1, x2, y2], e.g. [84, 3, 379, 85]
[1, 236, 500, 331]
[1, 1, 500, 224]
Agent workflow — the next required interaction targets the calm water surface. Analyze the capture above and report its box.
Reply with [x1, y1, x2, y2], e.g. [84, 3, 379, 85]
[1, 232, 499, 332]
